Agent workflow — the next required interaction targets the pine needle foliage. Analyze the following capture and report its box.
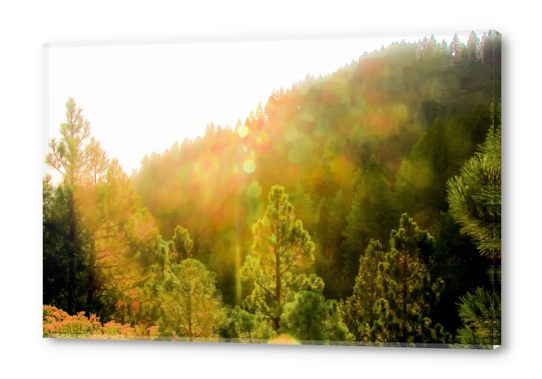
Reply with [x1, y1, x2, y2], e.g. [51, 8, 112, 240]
[446, 103, 501, 258]
[240, 185, 317, 331]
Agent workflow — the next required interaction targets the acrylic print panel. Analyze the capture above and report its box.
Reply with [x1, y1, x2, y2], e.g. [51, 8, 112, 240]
[43, 30, 501, 348]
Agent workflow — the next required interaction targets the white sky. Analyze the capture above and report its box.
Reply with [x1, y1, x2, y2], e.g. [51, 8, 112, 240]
[45, 32, 475, 181]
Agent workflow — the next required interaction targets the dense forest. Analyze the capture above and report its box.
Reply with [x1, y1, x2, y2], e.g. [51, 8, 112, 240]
[43, 30, 501, 347]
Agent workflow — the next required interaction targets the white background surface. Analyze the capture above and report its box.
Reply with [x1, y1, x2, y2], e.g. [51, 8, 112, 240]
[0, 1, 534, 378]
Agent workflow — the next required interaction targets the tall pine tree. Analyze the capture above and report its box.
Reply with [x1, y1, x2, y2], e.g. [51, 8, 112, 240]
[45, 98, 93, 314]
[446, 103, 501, 259]
[240, 185, 316, 331]
[370, 214, 449, 345]
[342, 239, 386, 341]
[447, 102, 501, 347]
[160, 259, 226, 341]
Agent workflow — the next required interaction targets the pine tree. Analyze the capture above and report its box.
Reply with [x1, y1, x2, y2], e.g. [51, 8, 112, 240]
[466, 31, 480, 60]
[155, 235, 170, 279]
[479, 32, 488, 62]
[219, 306, 276, 342]
[342, 240, 386, 341]
[43, 175, 71, 311]
[482, 30, 502, 66]
[45, 98, 93, 314]
[81, 159, 158, 315]
[459, 42, 468, 59]
[204, 122, 216, 139]
[168, 225, 193, 264]
[85, 138, 109, 185]
[79, 138, 109, 306]
[446, 103, 501, 258]
[255, 102, 264, 120]
[159, 259, 226, 341]
[240, 185, 316, 331]
[426, 35, 437, 57]
[447, 103, 501, 347]
[448, 34, 461, 57]
[370, 214, 449, 345]
[455, 266, 501, 346]
[440, 40, 448, 55]
[279, 291, 352, 343]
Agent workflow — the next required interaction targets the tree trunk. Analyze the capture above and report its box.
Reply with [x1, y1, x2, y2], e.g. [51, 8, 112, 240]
[273, 317, 280, 333]
[87, 236, 96, 306]
[402, 250, 408, 340]
[188, 270, 193, 342]
[274, 249, 281, 332]
[188, 309, 193, 342]
[67, 189, 76, 315]
[273, 195, 282, 333]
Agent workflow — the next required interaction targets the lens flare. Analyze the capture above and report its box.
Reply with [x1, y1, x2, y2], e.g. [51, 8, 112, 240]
[246, 180, 262, 197]
[243, 160, 256, 174]
[237, 126, 249, 138]
[268, 335, 300, 345]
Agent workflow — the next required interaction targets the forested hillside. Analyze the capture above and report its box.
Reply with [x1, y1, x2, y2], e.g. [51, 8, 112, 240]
[44, 30, 501, 347]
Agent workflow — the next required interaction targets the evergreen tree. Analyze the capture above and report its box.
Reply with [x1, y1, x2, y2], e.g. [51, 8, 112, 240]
[240, 185, 316, 331]
[455, 266, 501, 346]
[168, 225, 194, 264]
[43, 175, 71, 311]
[78, 138, 109, 307]
[466, 31, 480, 60]
[255, 102, 264, 120]
[159, 259, 226, 341]
[45, 98, 93, 314]
[85, 137, 109, 185]
[479, 32, 488, 62]
[279, 291, 352, 343]
[482, 30, 502, 66]
[448, 34, 461, 57]
[428, 211, 492, 333]
[204, 122, 216, 139]
[219, 306, 276, 342]
[446, 103, 501, 258]
[426, 35, 437, 56]
[370, 214, 449, 344]
[79, 159, 149, 311]
[448, 103, 501, 347]
[342, 239, 386, 341]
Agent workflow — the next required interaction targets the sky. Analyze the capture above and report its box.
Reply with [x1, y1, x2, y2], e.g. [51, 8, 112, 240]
[45, 32, 477, 181]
